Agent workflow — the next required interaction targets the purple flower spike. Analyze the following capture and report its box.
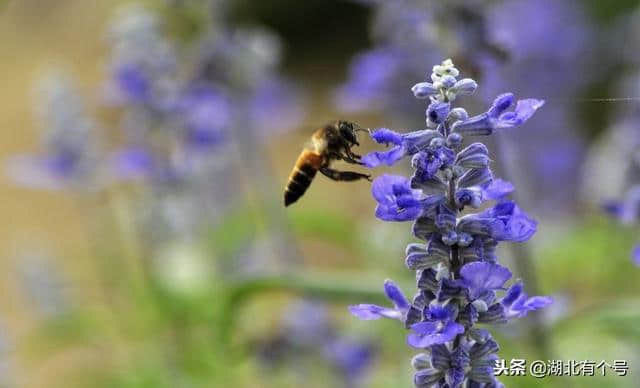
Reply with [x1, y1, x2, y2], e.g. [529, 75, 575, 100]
[350, 59, 550, 387]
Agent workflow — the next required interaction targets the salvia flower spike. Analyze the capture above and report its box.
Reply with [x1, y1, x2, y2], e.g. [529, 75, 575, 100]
[350, 59, 552, 388]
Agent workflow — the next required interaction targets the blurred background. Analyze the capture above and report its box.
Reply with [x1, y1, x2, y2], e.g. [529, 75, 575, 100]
[0, 0, 639, 387]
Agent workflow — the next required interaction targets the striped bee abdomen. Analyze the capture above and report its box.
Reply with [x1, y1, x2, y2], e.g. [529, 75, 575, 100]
[284, 150, 323, 206]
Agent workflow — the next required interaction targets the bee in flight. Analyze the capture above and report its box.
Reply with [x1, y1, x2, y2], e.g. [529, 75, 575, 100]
[284, 120, 371, 207]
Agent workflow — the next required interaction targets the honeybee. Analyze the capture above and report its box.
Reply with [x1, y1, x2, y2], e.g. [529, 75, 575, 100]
[284, 120, 371, 207]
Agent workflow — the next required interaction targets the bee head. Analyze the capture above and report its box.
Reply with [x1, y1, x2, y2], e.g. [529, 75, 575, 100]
[337, 120, 362, 146]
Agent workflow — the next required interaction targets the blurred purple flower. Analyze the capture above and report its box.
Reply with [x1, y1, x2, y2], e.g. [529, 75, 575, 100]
[633, 246, 640, 267]
[262, 300, 375, 387]
[6, 71, 100, 190]
[178, 85, 231, 150]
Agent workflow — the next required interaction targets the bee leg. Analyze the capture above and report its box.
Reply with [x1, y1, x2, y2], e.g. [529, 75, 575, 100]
[346, 150, 362, 159]
[342, 155, 365, 165]
[320, 167, 372, 182]
[340, 151, 364, 165]
[330, 151, 364, 166]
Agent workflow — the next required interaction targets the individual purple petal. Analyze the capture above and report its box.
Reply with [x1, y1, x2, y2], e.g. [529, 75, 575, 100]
[501, 280, 553, 319]
[350, 278, 410, 321]
[522, 296, 554, 310]
[349, 304, 403, 320]
[482, 179, 514, 201]
[408, 321, 465, 348]
[487, 93, 514, 118]
[500, 280, 523, 307]
[362, 146, 406, 167]
[370, 128, 404, 145]
[425, 304, 456, 321]
[384, 279, 410, 310]
[372, 174, 423, 221]
[496, 99, 545, 129]
[461, 262, 512, 300]
[481, 201, 537, 242]
[453, 94, 543, 135]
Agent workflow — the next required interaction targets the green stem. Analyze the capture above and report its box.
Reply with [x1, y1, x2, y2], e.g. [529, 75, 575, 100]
[217, 273, 389, 349]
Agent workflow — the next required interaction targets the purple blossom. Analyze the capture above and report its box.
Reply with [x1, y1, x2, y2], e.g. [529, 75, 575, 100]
[111, 147, 155, 180]
[362, 128, 443, 168]
[5, 72, 100, 190]
[349, 279, 410, 321]
[481, 179, 514, 201]
[452, 93, 545, 136]
[263, 300, 374, 387]
[351, 59, 550, 387]
[407, 305, 465, 348]
[371, 175, 425, 221]
[467, 201, 537, 242]
[412, 146, 455, 182]
[178, 85, 231, 150]
[460, 262, 511, 300]
[114, 64, 151, 103]
[501, 281, 553, 319]
[324, 338, 375, 386]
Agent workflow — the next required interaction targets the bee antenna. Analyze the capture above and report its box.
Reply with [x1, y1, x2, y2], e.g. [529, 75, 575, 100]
[352, 122, 371, 134]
